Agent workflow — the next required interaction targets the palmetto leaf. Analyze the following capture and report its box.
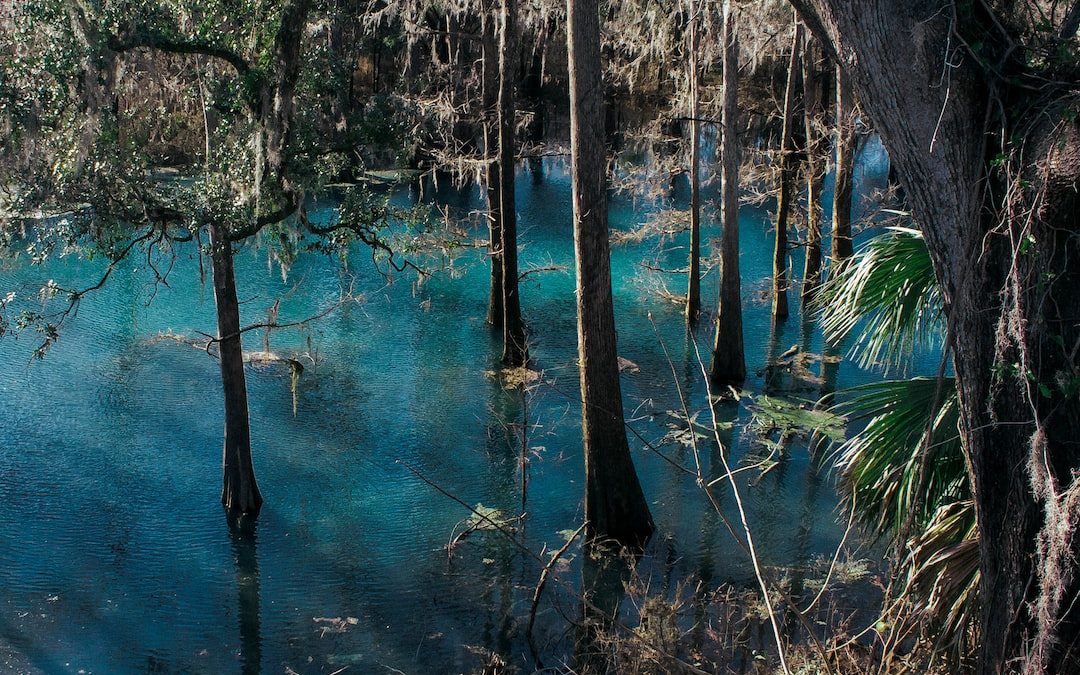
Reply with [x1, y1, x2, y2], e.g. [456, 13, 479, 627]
[818, 227, 977, 655]
[901, 500, 980, 656]
[816, 227, 943, 374]
[831, 376, 965, 540]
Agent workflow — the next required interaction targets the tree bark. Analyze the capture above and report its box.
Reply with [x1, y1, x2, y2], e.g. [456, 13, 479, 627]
[800, 32, 827, 304]
[771, 19, 803, 323]
[209, 221, 263, 517]
[499, 0, 526, 366]
[482, 7, 504, 328]
[685, 5, 702, 325]
[709, 0, 746, 386]
[566, 0, 653, 549]
[831, 63, 854, 265]
[791, 2, 1080, 672]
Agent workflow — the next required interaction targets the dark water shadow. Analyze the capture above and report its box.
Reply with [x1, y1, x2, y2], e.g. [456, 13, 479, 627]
[227, 514, 262, 675]
[573, 542, 636, 674]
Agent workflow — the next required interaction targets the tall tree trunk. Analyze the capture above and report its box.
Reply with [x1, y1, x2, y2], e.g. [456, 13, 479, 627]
[771, 19, 803, 323]
[685, 5, 702, 324]
[831, 64, 854, 265]
[800, 32, 827, 304]
[566, 0, 653, 549]
[210, 222, 263, 517]
[482, 8, 504, 328]
[792, 2, 1080, 672]
[499, 0, 526, 366]
[709, 0, 746, 386]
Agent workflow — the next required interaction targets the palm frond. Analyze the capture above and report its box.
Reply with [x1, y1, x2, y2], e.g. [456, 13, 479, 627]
[902, 500, 980, 657]
[816, 227, 943, 374]
[831, 376, 965, 539]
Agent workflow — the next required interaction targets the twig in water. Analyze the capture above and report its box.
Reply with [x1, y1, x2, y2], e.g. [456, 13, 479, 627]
[527, 522, 587, 664]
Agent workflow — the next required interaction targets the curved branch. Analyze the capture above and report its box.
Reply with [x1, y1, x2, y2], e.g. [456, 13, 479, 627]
[108, 33, 252, 79]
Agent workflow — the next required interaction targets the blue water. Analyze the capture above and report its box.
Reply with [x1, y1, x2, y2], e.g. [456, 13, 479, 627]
[0, 139, 912, 673]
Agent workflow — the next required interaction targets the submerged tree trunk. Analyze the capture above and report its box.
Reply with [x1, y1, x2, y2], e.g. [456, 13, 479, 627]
[792, 2, 1080, 672]
[499, 0, 526, 365]
[709, 0, 746, 386]
[685, 6, 702, 325]
[800, 32, 827, 304]
[566, 0, 653, 549]
[771, 19, 803, 323]
[209, 221, 263, 517]
[831, 63, 854, 265]
[483, 8, 504, 328]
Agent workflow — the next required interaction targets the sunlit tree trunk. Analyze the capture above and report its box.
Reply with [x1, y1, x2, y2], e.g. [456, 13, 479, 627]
[831, 64, 854, 265]
[209, 221, 263, 517]
[800, 32, 827, 304]
[685, 5, 701, 324]
[499, 0, 526, 365]
[567, 0, 653, 549]
[771, 19, 803, 322]
[709, 0, 746, 386]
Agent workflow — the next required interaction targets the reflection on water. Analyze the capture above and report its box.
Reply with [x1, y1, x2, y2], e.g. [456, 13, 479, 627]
[228, 516, 262, 675]
[574, 544, 635, 675]
[0, 143, 918, 672]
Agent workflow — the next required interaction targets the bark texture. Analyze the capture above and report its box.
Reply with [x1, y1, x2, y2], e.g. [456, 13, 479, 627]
[800, 33, 827, 304]
[685, 6, 702, 324]
[771, 20, 803, 323]
[210, 221, 263, 517]
[566, 0, 653, 549]
[709, 0, 746, 386]
[483, 8, 504, 328]
[831, 64, 854, 265]
[791, 1, 1080, 672]
[498, 0, 526, 366]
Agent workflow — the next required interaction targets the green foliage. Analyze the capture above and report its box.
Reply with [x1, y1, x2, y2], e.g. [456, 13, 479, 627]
[466, 504, 514, 531]
[832, 377, 964, 537]
[816, 225, 978, 654]
[816, 227, 943, 374]
[748, 395, 845, 443]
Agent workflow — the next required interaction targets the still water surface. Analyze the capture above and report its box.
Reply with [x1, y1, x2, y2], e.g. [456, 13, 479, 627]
[0, 141, 914, 673]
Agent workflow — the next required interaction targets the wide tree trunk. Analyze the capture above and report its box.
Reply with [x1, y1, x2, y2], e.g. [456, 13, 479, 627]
[831, 64, 854, 265]
[499, 0, 526, 366]
[566, 0, 653, 549]
[791, 2, 1080, 672]
[709, 0, 746, 386]
[685, 5, 702, 325]
[771, 19, 803, 323]
[209, 221, 263, 517]
[483, 7, 504, 329]
[800, 32, 827, 304]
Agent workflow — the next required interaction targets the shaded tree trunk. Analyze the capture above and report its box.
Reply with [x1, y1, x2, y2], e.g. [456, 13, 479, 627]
[709, 0, 746, 386]
[209, 221, 263, 517]
[831, 63, 854, 265]
[499, 0, 526, 366]
[685, 5, 702, 324]
[566, 0, 653, 549]
[483, 7, 504, 328]
[800, 32, 827, 304]
[792, 2, 1080, 672]
[771, 19, 803, 323]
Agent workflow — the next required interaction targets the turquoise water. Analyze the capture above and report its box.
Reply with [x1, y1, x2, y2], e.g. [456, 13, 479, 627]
[0, 140, 908, 673]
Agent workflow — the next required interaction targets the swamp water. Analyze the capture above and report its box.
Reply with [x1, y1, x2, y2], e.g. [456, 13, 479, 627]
[0, 140, 920, 673]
